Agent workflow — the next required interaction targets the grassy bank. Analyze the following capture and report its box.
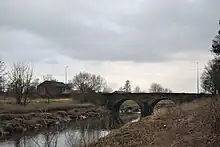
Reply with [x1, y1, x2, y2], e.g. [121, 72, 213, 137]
[0, 98, 72, 105]
[0, 103, 94, 114]
[89, 98, 220, 147]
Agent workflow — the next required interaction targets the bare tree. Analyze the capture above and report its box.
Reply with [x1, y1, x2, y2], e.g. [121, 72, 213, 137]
[133, 85, 141, 93]
[103, 85, 113, 93]
[0, 60, 6, 93]
[163, 88, 173, 93]
[43, 74, 57, 81]
[72, 72, 106, 93]
[118, 87, 124, 91]
[8, 62, 33, 106]
[149, 83, 164, 93]
[149, 83, 172, 93]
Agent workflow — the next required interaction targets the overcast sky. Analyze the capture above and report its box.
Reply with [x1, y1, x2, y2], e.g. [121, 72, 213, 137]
[0, 0, 219, 92]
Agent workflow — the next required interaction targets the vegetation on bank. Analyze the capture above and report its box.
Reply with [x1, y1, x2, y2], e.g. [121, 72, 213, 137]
[0, 103, 110, 138]
[89, 98, 220, 147]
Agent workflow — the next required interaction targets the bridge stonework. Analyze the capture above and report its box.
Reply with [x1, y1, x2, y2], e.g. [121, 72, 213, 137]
[73, 93, 212, 120]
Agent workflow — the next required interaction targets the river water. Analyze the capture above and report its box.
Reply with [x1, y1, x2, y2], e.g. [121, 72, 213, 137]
[0, 114, 140, 147]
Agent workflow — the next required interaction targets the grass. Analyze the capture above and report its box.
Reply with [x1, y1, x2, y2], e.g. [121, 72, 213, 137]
[0, 102, 95, 114]
[30, 98, 72, 104]
[0, 98, 73, 104]
[88, 97, 220, 147]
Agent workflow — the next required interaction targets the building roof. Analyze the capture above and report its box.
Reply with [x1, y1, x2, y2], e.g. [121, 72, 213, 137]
[38, 81, 66, 88]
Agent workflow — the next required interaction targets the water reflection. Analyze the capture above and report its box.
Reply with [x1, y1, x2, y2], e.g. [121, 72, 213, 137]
[0, 115, 139, 147]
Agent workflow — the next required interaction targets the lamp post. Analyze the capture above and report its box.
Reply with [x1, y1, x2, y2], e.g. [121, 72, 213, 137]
[196, 62, 200, 94]
[65, 66, 68, 91]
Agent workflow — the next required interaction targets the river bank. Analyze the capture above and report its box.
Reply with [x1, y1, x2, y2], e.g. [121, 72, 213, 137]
[0, 103, 110, 139]
[89, 98, 219, 147]
[0, 113, 141, 147]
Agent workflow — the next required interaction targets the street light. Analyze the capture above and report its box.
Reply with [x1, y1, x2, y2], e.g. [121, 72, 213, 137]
[65, 66, 68, 91]
[196, 62, 199, 94]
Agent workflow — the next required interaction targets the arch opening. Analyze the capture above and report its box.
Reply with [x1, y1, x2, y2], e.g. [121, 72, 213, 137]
[152, 99, 175, 117]
[117, 100, 141, 123]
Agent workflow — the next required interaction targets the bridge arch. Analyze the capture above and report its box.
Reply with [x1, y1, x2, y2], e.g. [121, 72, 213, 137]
[111, 97, 176, 121]
[113, 99, 143, 119]
[150, 98, 175, 110]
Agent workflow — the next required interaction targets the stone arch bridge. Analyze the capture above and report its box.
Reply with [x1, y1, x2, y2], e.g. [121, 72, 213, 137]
[73, 92, 212, 119]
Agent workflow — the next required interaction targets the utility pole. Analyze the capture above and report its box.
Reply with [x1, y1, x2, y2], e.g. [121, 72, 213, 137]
[65, 66, 68, 91]
[196, 62, 199, 94]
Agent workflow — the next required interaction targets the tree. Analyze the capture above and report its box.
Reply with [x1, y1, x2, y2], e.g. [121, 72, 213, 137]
[149, 83, 164, 93]
[201, 57, 220, 94]
[163, 88, 173, 93]
[29, 78, 40, 96]
[201, 21, 220, 94]
[118, 87, 124, 91]
[31, 78, 40, 88]
[211, 21, 220, 55]
[8, 63, 33, 106]
[133, 86, 141, 93]
[103, 85, 113, 93]
[43, 74, 57, 81]
[123, 80, 132, 93]
[72, 72, 106, 93]
[149, 83, 172, 93]
[0, 60, 6, 93]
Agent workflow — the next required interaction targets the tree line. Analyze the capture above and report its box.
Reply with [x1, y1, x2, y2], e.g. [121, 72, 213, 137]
[0, 61, 172, 106]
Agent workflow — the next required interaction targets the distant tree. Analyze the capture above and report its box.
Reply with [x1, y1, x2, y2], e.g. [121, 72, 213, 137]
[118, 86, 124, 91]
[123, 80, 132, 92]
[103, 86, 113, 93]
[43, 74, 57, 81]
[201, 57, 220, 94]
[133, 85, 141, 93]
[31, 78, 40, 88]
[149, 83, 172, 93]
[211, 21, 220, 55]
[72, 72, 106, 93]
[0, 60, 6, 93]
[163, 88, 173, 93]
[29, 78, 40, 96]
[8, 62, 33, 106]
[149, 83, 164, 93]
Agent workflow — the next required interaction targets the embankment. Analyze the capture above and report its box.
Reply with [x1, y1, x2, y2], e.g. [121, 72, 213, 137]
[89, 98, 220, 147]
[0, 103, 110, 138]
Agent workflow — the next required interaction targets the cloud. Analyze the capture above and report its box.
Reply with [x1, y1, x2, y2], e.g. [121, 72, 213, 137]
[0, 0, 219, 63]
[0, 27, 58, 62]
[42, 58, 59, 64]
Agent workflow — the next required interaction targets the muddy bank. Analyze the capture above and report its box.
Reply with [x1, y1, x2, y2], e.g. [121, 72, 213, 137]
[0, 105, 110, 138]
[89, 99, 218, 147]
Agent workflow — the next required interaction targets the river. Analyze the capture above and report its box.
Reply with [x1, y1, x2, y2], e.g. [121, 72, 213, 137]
[0, 114, 140, 147]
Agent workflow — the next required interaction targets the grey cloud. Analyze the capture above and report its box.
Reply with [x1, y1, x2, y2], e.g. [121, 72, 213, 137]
[0, 0, 219, 63]
[42, 58, 59, 64]
[0, 27, 57, 62]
